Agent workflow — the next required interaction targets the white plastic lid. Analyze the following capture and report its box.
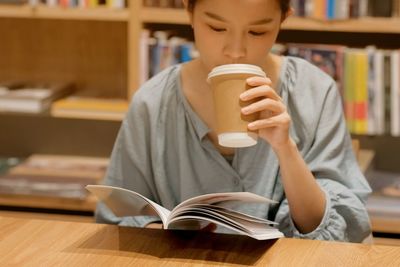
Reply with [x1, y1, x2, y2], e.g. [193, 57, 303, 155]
[207, 64, 266, 83]
[218, 132, 258, 148]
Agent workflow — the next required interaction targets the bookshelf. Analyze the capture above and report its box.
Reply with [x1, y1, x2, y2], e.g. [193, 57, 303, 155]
[0, 4, 129, 21]
[1, 4, 400, 116]
[1, 2, 400, 242]
[140, 7, 400, 33]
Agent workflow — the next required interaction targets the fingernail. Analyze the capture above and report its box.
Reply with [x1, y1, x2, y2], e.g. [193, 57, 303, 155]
[248, 122, 256, 129]
[242, 107, 250, 114]
[240, 93, 248, 100]
[246, 77, 256, 83]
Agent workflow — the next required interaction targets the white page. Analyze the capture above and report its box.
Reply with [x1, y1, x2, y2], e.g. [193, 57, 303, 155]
[173, 192, 276, 213]
[168, 214, 283, 240]
[86, 185, 171, 226]
[187, 204, 278, 225]
[170, 207, 277, 234]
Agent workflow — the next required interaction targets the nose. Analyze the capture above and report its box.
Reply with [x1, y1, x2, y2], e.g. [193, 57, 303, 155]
[223, 32, 246, 61]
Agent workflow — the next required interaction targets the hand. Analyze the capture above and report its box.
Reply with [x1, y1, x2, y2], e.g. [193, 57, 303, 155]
[200, 223, 217, 232]
[240, 76, 292, 151]
[145, 222, 163, 229]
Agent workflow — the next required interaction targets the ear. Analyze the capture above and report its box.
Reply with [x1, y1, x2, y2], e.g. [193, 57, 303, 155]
[281, 7, 294, 23]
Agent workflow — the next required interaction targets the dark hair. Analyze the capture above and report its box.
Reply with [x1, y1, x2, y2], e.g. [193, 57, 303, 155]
[186, 0, 291, 14]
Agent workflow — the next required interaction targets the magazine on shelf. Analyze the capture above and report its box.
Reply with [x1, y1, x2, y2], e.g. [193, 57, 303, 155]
[86, 184, 284, 240]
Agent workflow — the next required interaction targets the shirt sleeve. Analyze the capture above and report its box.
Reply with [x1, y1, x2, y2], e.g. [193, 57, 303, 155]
[275, 81, 372, 242]
[95, 90, 162, 227]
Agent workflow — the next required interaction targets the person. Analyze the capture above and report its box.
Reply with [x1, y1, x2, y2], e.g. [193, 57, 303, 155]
[95, 0, 372, 242]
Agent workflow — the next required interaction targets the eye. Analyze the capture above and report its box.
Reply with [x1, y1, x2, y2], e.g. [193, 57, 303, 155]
[249, 31, 266, 36]
[209, 25, 226, 32]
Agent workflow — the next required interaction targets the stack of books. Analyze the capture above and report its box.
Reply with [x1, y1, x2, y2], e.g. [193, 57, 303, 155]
[0, 154, 109, 200]
[0, 82, 74, 114]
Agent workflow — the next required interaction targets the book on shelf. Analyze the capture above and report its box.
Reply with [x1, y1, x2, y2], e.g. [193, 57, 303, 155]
[365, 168, 400, 217]
[282, 43, 400, 137]
[390, 50, 400, 136]
[0, 0, 27, 4]
[290, 0, 399, 19]
[87, 184, 284, 240]
[0, 157, 25, 175]
[51, 96, 129, 121]
[145, 30, 196, 79]
[285, 43, 345, 96]
[143, 0, 183, 8]
[0, 82, 74, 114]
[0, 154, 109, 200]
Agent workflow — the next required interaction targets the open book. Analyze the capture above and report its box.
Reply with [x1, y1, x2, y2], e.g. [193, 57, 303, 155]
[86, 185, 283, 240]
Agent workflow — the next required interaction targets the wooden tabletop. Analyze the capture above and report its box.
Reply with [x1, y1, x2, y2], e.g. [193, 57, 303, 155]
[1, 216, 400, 267]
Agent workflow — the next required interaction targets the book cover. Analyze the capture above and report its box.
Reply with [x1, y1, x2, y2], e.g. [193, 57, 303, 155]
[87, 185, 284, 240]
[286, 43, 345, 99]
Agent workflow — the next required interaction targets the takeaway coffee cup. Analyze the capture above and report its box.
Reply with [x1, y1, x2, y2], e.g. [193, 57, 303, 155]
[207, 64, 267, 148]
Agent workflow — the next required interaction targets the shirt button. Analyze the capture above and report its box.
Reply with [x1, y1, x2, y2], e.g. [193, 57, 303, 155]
[234, 179, 240, 186]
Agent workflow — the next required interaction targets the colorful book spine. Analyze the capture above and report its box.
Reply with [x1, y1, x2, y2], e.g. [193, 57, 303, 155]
[353, 50, 368, 135]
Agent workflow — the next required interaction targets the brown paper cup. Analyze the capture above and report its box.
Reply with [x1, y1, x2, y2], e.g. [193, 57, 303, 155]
[207, 64, 266, 148]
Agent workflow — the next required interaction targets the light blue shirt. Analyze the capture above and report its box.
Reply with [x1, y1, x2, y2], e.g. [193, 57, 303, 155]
[95, 56, 372, 242]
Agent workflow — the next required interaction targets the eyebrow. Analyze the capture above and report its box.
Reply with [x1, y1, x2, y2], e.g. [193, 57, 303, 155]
[204, 12, 273, 25]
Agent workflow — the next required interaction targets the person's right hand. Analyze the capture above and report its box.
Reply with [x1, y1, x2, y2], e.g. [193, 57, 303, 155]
[200, 223, 217, 232]
[145, 222, 163, 229]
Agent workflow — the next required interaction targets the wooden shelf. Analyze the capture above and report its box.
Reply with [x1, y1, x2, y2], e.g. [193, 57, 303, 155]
[140, 8, 400, 34]
[282, 16, 400, 34]
[0, 210, 94, 223]
[0, 194, 97, 212]
[51, 112, 125, 122]
[140, 7, 189, 24]
[0, 4, 31, 18]
[371, 214, 400, 234]
[0, 4, 129, 21]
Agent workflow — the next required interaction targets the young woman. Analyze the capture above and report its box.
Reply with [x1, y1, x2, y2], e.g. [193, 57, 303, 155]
[96, 0, 372, 242]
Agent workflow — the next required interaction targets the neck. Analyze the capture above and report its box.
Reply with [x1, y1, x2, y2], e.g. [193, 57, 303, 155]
[262, 53, 282, 89]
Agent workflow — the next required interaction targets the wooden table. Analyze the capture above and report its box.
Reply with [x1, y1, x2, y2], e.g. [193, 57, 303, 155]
[1, 217, 400, 266]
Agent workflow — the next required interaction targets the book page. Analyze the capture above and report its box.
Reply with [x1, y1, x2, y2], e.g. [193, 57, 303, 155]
[182, 204, 278, 225]
[173, 192, 276, 213]
[168, 211, 283, 240]
[86, 185, 171, 226]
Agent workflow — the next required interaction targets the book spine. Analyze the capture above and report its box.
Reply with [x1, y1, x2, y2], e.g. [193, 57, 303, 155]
[327, 0, 336, 19]
[390, 50, 400, 136]
[374, 50, 385, 135]
[344, 50, 356, 133]
[383, 52, 392, 134]
[353, 51, 368, 135]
